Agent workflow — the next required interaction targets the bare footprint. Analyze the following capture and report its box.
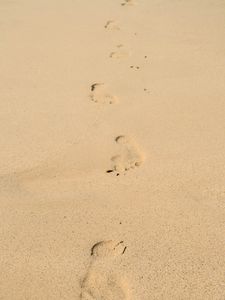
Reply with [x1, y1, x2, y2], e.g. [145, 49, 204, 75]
[110, 45, 130, 59]
[91, 241, 127, 258]
[107, 136, 144, 174]
[90, 83, 118, 104]
[121, 0, 136, 6]
[104, 20, 120, 31]
[80, 241, 131, 300]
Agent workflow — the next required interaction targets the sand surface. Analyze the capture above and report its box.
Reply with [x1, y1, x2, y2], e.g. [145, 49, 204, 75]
[0, 0, 225, 299]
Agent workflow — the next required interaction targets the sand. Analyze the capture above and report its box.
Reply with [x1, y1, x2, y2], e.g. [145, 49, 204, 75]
[0, 0, 225, 299]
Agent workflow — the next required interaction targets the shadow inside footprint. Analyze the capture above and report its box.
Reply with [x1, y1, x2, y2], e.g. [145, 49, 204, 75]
[104, 20, 120, 30]
[91, 240, 126, 258]
[90, 83, 118, 104]
[121, 0, 135, 6]
[109, 45, 130, 59]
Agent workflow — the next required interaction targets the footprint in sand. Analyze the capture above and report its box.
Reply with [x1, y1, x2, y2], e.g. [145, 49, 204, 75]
[107, 135, 144, 175]
[90, 83, 118, 104]
[121, 0, 136, 6]
[104, 20, 120, 31]
[80, 240, 130, 300]
[110, 45, 130, 59]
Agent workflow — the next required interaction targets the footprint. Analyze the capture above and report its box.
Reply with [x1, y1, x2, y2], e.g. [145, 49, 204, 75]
[104, 20, 120, 31]
[144, 88, 150, 94]
[80, 241, 130, 300]
[91, 241, 127, 258]
[90, 83, 118, 104]
[130, 65, 140, 70]
[110, 45, 130, 59]
[121, 0, 135, 6]
[107, 136, 144, 174]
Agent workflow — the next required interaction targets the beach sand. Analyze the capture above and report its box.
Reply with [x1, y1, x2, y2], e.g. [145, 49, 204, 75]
[0, 0, 225, 299]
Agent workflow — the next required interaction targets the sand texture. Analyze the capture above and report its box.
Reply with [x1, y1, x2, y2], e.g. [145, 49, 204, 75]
[0, 0, 225, 299]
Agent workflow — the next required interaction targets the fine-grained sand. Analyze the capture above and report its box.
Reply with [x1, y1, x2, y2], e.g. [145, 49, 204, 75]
[0, 0, 225, 299]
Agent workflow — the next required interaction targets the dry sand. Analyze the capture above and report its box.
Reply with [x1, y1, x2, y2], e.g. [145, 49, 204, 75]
[0, 0, 225, 299]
